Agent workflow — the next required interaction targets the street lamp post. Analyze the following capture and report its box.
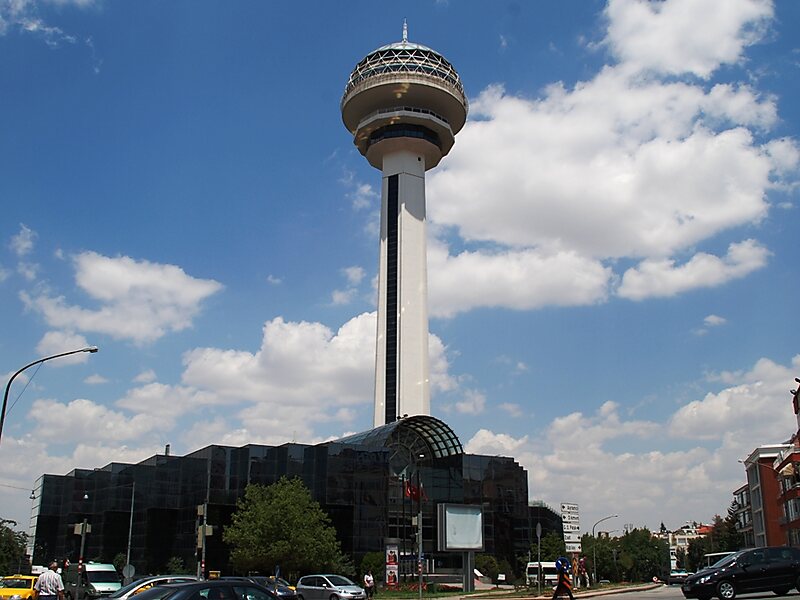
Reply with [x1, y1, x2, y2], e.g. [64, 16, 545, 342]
[591, 514, 618, 586]
[126, 481, 135, 572]
[78, 518, 89, 567]
[417, 453, 425, 600]
[1, 346, 98, 445]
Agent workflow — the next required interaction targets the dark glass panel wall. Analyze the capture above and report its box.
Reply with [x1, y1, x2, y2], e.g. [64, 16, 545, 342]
[31, 431, 531, 578]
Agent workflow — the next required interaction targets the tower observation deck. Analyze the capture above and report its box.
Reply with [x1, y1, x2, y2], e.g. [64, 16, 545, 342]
[341, 25, 468, 427]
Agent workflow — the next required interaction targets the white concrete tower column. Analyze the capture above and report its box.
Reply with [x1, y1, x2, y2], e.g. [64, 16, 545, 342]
[341, 27, 467, 426]
[373, 150, 430, 427]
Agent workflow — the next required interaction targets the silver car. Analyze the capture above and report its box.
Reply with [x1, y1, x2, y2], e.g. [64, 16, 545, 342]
[296, 576, 365, 600]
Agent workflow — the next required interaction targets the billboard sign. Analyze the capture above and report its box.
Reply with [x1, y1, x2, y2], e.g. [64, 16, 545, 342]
[436, 504, 484, 552]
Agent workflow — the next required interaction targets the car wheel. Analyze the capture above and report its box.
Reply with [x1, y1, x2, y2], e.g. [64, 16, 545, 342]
[773, 589, 791, 596]
[296, 595, 303, 600]
[716, 580, 736, 600]
[330, 595, 339, 600]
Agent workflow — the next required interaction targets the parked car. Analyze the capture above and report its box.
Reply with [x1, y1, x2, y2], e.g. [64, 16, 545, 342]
[0, 575, 38, 600]
[668, 570, 691, 585]
[224, 577, 295, 599]
[108, 576, 199, 600]
[681, 546, 800, 600]
[132, 580, 275, 600]
[295, 576, 365, 600]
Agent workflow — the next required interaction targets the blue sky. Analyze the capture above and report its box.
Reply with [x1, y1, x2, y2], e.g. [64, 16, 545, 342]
[1, 0, 799, 536]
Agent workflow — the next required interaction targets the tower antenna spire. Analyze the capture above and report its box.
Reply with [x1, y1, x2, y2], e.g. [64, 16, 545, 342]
[402, 19, 408, 43]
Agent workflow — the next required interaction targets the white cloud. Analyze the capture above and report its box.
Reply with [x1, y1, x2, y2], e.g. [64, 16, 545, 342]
[27, 397, 158, 443]
[179, 312, 455, 436]
[0, 0, 92, 46]
[428, 241, 612, 318]
[617, 239, 770, 300]
[84, 374, 108, 385]
[343, 266, 365, 286]
[10, 224, 36, 256]
[133, 369, 156, 384]
[466, 429, 530, 456]
[670, 355, 799, 442]
[455, 389, 486, 415]
[116, 382, 218, 422]
[704, 314, 727, 327]
[331, 266, 367, 305]
[499, 402, 524, 418]
[331, 288, 358, 306]
[21, 252, 223, 344]
[463, 355, 799, 530]
[17, 261, 39, 281]
[35, 330, 93, 365]
[603, 0, 773, 79]
[423, 0, 796, 313]
[266, 274, 282, 285]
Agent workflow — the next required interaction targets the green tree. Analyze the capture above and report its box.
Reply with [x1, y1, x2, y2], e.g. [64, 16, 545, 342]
[359, 552, 384, 584]
[617, 528, 665, 582]
[166, 556, 187, 574]
[223, 477, 349, 577]
[720, 504, 743, 552]
[537, 531, 566, 561]
[475, 554, 499, 582]
[497, 558, 515, 582]
[583, 533, 618, 584]
[0, 519, 28, 575]
[112, 553, 126, 573]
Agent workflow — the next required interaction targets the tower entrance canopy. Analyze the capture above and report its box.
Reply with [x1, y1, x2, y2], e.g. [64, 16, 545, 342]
[337, 414, 462, 477]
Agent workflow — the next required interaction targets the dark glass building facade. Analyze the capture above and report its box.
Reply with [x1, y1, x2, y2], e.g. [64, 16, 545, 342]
[29, 416, 549, 577]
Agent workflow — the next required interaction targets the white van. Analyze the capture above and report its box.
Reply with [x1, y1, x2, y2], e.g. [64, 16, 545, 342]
[526, 562, 559, 587]
[63, 563, 122, 600]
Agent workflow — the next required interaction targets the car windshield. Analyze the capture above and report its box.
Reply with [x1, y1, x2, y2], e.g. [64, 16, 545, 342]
[109, 579, 148, 598]
[326, 577, 354, 587]
[710, 553, 741, 569]
[1, 579, 33, 588]
[88, 571, 121, 584]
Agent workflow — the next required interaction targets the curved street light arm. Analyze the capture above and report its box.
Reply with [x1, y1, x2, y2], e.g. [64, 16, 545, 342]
[1, 346, 99, 445]
[591, 514, 618, 586]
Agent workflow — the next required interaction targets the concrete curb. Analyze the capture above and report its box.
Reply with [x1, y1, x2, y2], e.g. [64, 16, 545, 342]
[464, 583, 663, 600]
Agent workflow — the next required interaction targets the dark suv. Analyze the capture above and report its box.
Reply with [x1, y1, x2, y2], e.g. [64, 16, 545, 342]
[682, 546, 800, 600]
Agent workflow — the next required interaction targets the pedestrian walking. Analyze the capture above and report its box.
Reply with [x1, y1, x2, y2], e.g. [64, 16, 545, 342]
[363, 571, 374, 600]
[35, 562, 64, 600]
[551, 557, 574, 600]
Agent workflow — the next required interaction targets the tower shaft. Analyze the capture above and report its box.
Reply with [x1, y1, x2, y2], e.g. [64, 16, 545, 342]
[374, 151, 430, 427]
[341, 29, 467, 428]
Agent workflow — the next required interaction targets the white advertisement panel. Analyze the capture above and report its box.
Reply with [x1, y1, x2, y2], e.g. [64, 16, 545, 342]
[437, 504, 484, 551]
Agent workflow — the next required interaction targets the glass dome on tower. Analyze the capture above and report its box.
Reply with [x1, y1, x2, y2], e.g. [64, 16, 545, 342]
[341, 23, 468, 139]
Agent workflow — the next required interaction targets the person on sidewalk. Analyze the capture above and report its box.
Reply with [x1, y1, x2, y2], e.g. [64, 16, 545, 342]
[363, 571, 374, 600]
[552, 557, 575, 600]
